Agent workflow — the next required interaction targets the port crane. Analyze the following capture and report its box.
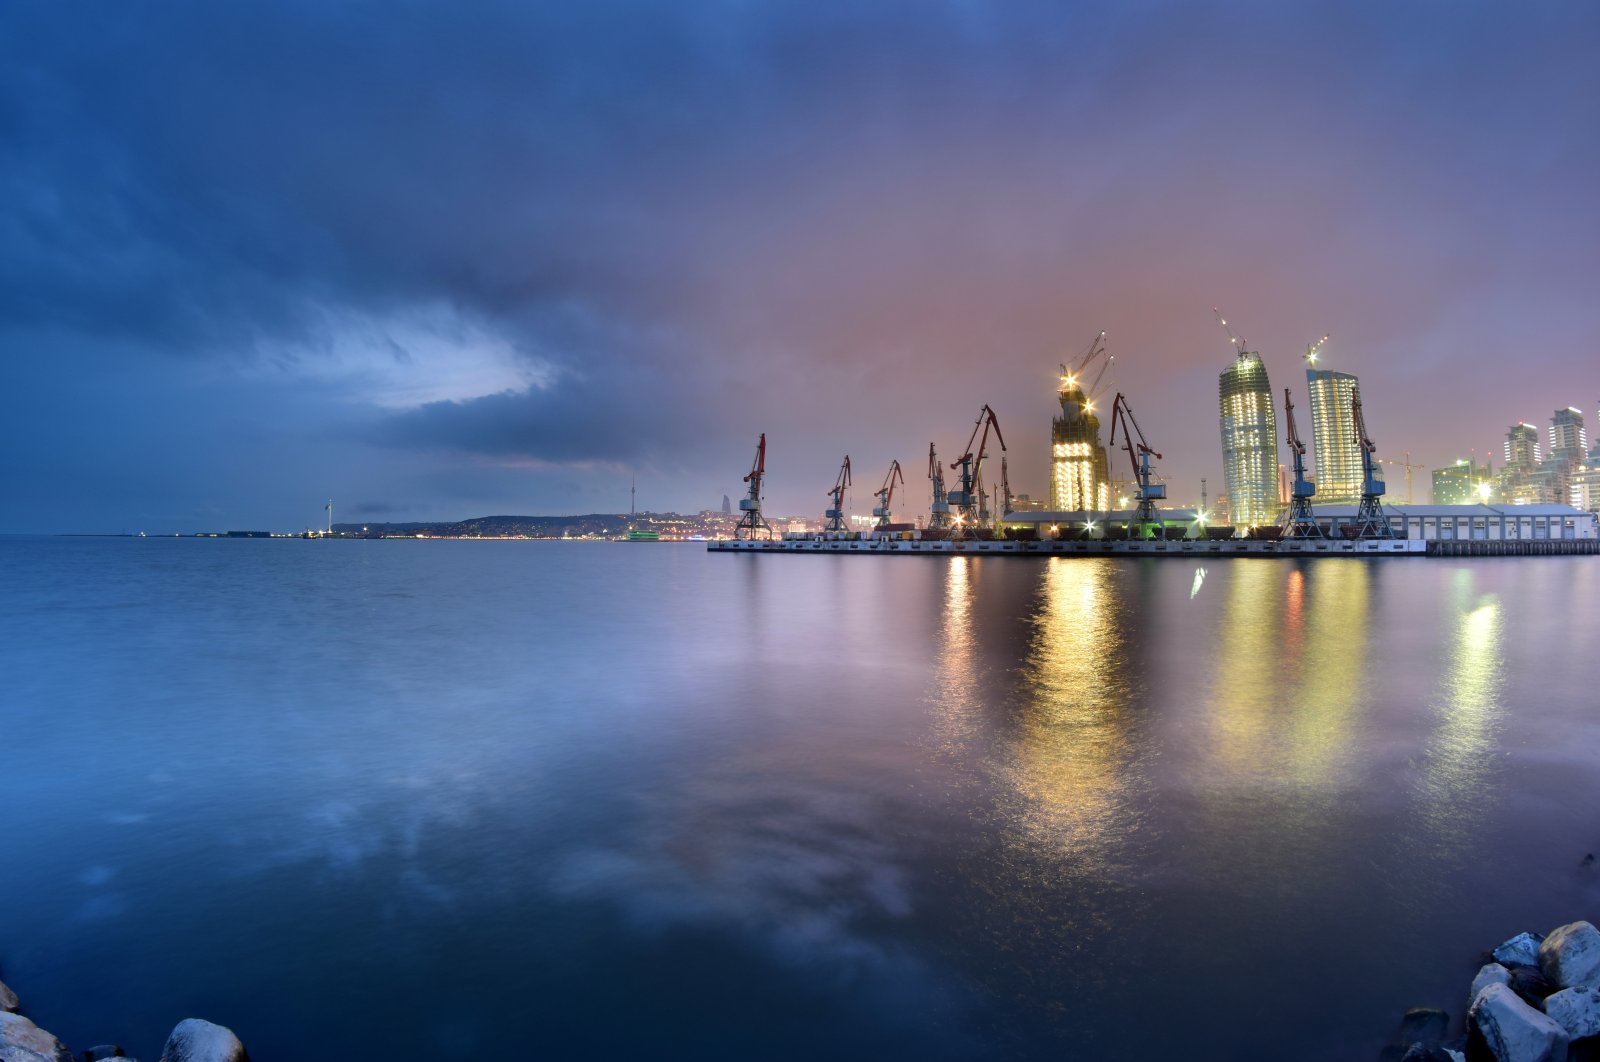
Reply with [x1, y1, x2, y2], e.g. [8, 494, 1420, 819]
[1281, 388, 1322, 538]
[1381, 452, 1424, 505]
[871, 460, 905, 528]
[927, 443, 951, 530]
[735, 433, 774, 540]
[1348, 392, 1395, 538]
[948, 405, 1006, 537]
[823, 455, 852, 533]
[1107, 392, 1165, 538]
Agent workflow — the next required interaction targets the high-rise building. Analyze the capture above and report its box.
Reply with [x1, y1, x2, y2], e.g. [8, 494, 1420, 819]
[1306, 369, 1363, 505]
[1432, 459, 1493, 504]
[1050, 371, 1111, 512]
[1500, 422, 1548, 504]
[1504, 422, 1542, 470]
[1218, 351, 1279, 526]
[1550, 407, 1588, 457]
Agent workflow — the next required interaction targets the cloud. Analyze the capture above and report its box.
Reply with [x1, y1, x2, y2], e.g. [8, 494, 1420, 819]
[1, 0, 1597, 525]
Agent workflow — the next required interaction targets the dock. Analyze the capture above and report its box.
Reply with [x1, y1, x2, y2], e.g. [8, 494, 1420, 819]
[708, 537, 1426, 556]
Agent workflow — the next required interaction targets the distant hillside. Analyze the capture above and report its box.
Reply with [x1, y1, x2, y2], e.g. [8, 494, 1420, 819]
[332, 513, 676, 537]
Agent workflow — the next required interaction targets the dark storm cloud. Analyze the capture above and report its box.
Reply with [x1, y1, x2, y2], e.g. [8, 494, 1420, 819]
[1, 0, 1597, 527]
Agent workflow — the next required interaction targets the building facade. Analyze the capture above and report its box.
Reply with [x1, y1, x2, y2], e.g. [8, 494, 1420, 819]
[1432, 459, 1493, 504]
[1050, 372, 1111, 512]
[1218, 352, 1279, 526]
[1306, 369, 1363, 505]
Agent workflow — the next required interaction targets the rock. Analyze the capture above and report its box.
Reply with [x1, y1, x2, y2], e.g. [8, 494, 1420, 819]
[0, 1011, 73, 1062]
[1505, 963, 1558, 1007]
[1469, 982, 1569, 1061]
[1472, 963, 1514, 1006]
[1495, 933, 1545, 967]
[1443, 1049, 1465, 1062]
[0, 978, 19, 1012]
[1399, 1045, 1455, 1062]
[1542, 986, 1600, 1040]
[158, 1019, 247, 1062]
[1400, 1007, 1450, 1048]
[1540, 921, 1600, 990]
[82, 1047, 129, 1060]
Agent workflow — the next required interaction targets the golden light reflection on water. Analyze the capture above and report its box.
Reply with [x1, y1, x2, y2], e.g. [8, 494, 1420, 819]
[1205, 561, 1371, 790]
[1003, 558, 1142, 870]
[1418, 570, 1504, 839]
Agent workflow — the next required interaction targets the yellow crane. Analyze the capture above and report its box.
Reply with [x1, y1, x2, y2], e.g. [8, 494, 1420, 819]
[1381, 452, 1425, 505]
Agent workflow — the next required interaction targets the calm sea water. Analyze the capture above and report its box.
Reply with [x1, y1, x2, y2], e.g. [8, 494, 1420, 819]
[3, 537, 1599, 1060]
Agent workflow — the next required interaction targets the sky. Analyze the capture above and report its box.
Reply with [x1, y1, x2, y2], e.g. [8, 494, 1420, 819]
[2, 0, 1597, 532]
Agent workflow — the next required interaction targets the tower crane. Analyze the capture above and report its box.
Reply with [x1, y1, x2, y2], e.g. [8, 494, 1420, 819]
[823, 455, 852, 533]
[735, 433, 774, 540]
[1281, 388, 1322, 538]
[1061, 331, 1114, 409]
[948, 405, 1006, 537]
[1213, 308, 1248, 356]
[871, 460, 905, 529]
[1349, 392, 1395, 538]
[1107, 393, 1165, 538]
[927, 443, 951, 530]
[1303, 334, 1331, 367]
[1380, 452, 1424, 505]
[996, 454, 1012, 531]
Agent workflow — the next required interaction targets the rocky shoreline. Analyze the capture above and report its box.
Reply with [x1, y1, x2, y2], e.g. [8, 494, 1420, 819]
[1384, 920, 1600, 1062]
[0, 974, 248, 1062]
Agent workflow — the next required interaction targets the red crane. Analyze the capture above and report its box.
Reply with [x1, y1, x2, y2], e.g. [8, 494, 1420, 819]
[871, 460, 904, 529]
[735, 433, 774, 539]
[948, 404, 1005, 533]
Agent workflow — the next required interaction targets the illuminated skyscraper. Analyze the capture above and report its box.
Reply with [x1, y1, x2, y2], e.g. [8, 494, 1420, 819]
[1218, 351, 1279, 526]
[1504, 422, 1542, 469]
[1050, 371, 1110, 512]
[1306, 369, 1363, 505]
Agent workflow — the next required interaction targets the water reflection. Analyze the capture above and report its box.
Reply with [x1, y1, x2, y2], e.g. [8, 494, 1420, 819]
[1204, 561, 1372, 790]
[1415, 569, 1504, 848]
[1000, 559, 1145, 870]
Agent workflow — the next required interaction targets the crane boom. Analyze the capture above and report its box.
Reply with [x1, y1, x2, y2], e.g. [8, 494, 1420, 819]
[872, 460, 905, 528]
[823, 454, 852, 533]
[1107, 393, 1165, 535]
[734, 433, 774, 540]
[1281, 389, 1321, 538]
[927, 443, 950, 529]
[947, 405, 1006, 536]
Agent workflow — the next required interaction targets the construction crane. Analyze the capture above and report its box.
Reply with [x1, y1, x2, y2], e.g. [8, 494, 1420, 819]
[1281, 388, 1322, 538]
[1061, 331, 1114, 410]
[823, 455, 852, 533]
[1107, 392, 1165, 538]
[1381, 452, 1424, 505]
[1213, 308, 1248, 355]
[947, 405, 1006, 536]
[1303, 334, 1331, 367]
[871, 460, 904, 528]
[1348, 392, 1395, 538]
[735, 433, 774, 540]
[927, 443, 951, 529]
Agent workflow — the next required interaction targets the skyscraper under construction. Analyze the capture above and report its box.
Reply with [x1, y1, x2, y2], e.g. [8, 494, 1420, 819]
[1050, 370, 1111, 512]
[1307, 368, 1365, 505]
[1218, 350, 1279, 526]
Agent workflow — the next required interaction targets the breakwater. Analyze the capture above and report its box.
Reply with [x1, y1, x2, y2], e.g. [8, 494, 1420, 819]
[1385, 919, 1600, 1061]
[0, 971, 249, 1062]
